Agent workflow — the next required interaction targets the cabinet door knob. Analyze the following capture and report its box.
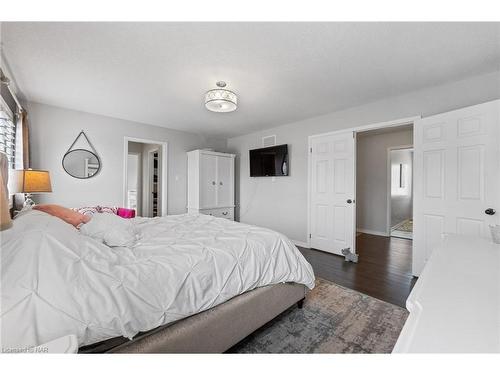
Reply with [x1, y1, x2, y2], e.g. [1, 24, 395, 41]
[212, 181, 216, 185]
[222, 211, 228, 215]
[219, 181, 223, 185]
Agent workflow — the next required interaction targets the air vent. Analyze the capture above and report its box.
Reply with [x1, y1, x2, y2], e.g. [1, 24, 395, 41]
[262, 135, 276, 148]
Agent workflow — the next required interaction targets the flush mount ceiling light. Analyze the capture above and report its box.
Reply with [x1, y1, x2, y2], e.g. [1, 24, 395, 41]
[205, 81, 238, 113]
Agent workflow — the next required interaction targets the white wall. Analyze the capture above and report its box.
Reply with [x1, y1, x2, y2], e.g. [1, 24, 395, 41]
[356, 129, 413, 235]
[227, 71, 500, 244]
[126, 154, 139, 191]
[390, 148, 413, 228]
[27, 102, 226, 214]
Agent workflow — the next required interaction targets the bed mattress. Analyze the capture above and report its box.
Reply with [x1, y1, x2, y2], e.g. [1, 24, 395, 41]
[1, 211, 314, 349]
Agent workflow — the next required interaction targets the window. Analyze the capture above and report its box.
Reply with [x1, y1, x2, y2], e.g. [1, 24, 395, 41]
[0, 107, 16, 169]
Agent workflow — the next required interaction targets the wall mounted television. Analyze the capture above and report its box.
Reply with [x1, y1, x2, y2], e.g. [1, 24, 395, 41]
[249, 144, 289, 177]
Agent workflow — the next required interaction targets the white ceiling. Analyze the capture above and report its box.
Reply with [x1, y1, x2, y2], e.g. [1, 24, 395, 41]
[2, 22, 499, 138]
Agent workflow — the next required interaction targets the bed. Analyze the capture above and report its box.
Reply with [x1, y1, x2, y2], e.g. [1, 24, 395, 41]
[0, 210, 315, 353]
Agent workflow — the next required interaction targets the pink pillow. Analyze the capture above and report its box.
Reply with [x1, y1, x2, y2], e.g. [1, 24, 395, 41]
[117, 207, 135, 219]
[34, 204, 91, 228]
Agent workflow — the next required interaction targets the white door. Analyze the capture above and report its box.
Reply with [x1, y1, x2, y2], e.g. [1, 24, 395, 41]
[216, 156, 233, 207]
[310, 131, 356, 255]
[414, 100, 500, 276]
[200, 153, 217, 208]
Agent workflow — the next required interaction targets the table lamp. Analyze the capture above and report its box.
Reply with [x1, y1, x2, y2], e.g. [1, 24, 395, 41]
[9, 169, 52, 208]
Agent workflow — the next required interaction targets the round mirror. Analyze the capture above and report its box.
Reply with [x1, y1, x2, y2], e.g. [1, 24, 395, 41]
[62, 149, 101, 179]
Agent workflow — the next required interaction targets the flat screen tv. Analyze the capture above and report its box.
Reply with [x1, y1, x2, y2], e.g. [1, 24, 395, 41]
[249, 144, 289, 177]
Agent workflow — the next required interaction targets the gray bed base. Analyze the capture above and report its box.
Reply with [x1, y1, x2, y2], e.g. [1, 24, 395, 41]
[91, 282, 306, 353]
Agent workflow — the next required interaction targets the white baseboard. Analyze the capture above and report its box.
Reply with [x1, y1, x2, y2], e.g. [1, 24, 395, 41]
[292, 240, 310, 248]
[357, 228, 389, 237]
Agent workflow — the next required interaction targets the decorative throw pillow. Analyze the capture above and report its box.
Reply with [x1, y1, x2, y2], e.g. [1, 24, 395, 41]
[117, 207, 136, 219]
[97, 206, 118, 215]
[72, 206, 119, 216]
[33, 204, 91, 228]
[79, 212, 137, 247]
[72, 206, 100, 216]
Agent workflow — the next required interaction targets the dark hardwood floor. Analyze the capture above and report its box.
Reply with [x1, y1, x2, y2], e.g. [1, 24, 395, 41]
[298, 233, 417, 307]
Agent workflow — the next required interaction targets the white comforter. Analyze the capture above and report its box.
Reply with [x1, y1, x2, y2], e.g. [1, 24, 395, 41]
[1, 211, 314, 348]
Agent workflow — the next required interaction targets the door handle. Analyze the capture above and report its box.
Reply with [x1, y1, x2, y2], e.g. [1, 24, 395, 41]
[485, 208, 496, 215]
[347, 199, 354, 204]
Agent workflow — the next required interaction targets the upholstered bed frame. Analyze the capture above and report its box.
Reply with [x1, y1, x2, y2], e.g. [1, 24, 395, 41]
[79, 282, 307, 353]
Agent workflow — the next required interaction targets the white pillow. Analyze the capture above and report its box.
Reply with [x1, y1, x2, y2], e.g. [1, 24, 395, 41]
[79, 213, 138, 247]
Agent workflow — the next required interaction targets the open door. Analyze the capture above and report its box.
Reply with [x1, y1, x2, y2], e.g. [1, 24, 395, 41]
[413, 100, 499, 276]
[310, 131, 356, 256]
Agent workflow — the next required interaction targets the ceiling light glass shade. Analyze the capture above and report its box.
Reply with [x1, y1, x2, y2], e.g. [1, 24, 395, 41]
[205, 89, 238, 113]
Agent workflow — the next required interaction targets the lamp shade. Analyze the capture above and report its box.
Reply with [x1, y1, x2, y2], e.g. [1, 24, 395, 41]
[9, 169, 52, 194]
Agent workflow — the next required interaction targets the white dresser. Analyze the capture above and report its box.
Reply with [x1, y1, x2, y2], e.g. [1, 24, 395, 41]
[187, 149, 235, 220]
[393, 234, 500, 353]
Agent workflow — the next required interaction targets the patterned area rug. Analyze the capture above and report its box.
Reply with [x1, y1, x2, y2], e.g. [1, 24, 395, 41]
[230, 278, 408, 353]
[393, 219, 413, 233]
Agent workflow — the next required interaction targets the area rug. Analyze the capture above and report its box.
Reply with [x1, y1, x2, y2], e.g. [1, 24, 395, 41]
[393, 219, 413, 233]
[229, 278, 408, 353]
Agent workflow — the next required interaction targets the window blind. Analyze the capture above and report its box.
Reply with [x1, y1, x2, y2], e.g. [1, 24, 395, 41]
[1, 68, 22, 170]
[0, 109, 16, 168]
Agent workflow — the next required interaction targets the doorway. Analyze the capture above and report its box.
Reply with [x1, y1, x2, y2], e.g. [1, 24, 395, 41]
[126, 152, 141, 214]
[356, 125, 413, 240]
[354, 125, 414, 296]
[123, 137, 168, 217]
[388, 147, 413, 239]
[147, 149, 160, 217]
[307, 119, 417, 305]
[308, 121, 416, 256]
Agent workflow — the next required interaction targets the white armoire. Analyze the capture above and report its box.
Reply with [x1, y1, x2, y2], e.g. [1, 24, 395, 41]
[187, 149, 236, 220]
